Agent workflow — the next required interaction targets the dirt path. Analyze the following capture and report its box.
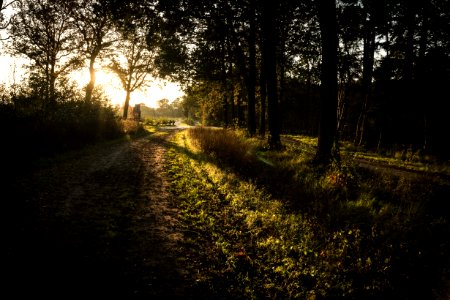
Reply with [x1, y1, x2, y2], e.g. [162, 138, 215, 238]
[4, 129, 189, 298]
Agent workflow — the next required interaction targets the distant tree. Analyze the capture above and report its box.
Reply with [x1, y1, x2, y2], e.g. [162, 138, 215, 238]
[157, 98, 169, 109]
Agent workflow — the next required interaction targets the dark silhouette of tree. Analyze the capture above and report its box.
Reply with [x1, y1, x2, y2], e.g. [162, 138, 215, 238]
[262, 0, 281, 149]
[70, 0, 116, 103]
[354, 0, 383, 146]
[246, 0, 256, 136]
[9, 0, 81, 106]
[1, 0, 20, 35]
[315, 0, 338, 164]
[108, 29, 155, 119]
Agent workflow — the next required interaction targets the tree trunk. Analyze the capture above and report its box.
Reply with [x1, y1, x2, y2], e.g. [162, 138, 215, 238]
[247, 0, 256, 136]
[262, 1, 280, 149]
[221, 37, 228, 128]
[85, 58, 96, 103]
[259, 59, 267, 137]
[315, 0, 338, 164]
[354, 8, 375, 146]
[122, 89, 131, 119]
[404, 3, 415, 83]
[237, 91, 243, 126]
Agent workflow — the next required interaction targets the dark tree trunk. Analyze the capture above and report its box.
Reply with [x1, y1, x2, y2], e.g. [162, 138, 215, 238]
[418, 4, 429, 152]
[355, 16, 375, 146]
[247, 0, 256, 136]
[221, 37, 229, 128]
[315, 0, 338, 164]
[262, 1, 281, 149]
[237, 91, 243, 126]
[85, 58, 96, 103]
[259, 58, 267, 137]
[122, 88, 131, 119]
[229, 67, 235, 126]
[404, 3, 415, 83]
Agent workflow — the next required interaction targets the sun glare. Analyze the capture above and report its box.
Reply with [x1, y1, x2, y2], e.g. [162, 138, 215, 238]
[71, 68, 184, 108]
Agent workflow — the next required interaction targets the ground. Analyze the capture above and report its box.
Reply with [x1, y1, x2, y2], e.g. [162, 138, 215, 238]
[3, 128, 191, 299]
[3, 128, 448, 299]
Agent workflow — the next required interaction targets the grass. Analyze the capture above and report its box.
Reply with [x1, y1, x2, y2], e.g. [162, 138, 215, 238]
[166, 127, 450, 299]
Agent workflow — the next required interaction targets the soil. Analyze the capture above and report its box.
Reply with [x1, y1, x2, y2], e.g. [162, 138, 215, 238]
[3, 128, 193, 299]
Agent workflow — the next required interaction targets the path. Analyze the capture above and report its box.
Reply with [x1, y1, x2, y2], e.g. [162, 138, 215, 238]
[4, 129, 189, 299]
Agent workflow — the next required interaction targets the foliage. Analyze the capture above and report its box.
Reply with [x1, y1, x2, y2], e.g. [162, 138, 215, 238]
[180, 81, 224, 126]
[8, 0, 82, 103]
[0, 83, 125, 168]
[139, 99, 183, 119]
[167, 127, 450, 299]
[143, 117, 176, 127]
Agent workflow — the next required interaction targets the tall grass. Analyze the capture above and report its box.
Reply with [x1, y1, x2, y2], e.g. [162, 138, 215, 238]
[188, 127, 262, 174]
[168, 127, 450, 299]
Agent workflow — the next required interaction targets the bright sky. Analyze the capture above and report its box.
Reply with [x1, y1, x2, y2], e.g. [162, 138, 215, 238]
[0, 53, 184, 108]
[71, 68, 184, 108]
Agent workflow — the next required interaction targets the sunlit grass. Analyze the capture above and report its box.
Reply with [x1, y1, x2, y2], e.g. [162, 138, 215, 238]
[166, 127, 449, 299]
[281, 133, 450, 177]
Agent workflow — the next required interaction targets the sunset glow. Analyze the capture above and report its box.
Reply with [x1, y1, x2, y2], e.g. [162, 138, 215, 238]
[71, 68, 185, 108]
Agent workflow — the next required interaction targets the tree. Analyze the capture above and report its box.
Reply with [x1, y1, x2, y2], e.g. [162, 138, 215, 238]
[246, 0, 257, 136]
[108, 29, 155, 119]
[353, 0, 385, 146]
[262, 0, 281, 149]
[1, 0, 20, 35]
[70, 0, 116, 103]
[9, 0, 81, 106]
[315, 0, 338, 164]
[157, 98, 169, 109]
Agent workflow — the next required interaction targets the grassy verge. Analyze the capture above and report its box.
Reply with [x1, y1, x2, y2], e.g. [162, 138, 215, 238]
[169, 129, 449, 299]
[283, 134, 450, 177]
[167, 128, 449, 299]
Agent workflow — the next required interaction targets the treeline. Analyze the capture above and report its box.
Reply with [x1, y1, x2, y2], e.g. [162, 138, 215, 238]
[168, 0, 450, 160]
[140, 98, 184, 119]
[0, 0, 174, 164]
[1, 0, 450, 163]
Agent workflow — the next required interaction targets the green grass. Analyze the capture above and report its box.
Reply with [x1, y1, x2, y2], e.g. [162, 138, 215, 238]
[283, 134, 450, 177]
[167, 128, 450, 299]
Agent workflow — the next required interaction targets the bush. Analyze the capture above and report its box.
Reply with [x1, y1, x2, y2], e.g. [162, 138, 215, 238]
[143, 117, 176, 126]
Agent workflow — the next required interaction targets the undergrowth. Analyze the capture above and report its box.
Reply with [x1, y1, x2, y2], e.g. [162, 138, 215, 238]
[167, 127, 450, 299]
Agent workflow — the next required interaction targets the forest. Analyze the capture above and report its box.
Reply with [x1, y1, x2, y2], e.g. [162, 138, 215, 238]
[1, 0, 450, 299]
